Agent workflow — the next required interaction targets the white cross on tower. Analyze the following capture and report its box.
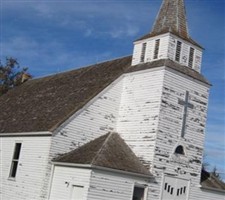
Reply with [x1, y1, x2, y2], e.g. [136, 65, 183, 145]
[178, 91, 194, 137]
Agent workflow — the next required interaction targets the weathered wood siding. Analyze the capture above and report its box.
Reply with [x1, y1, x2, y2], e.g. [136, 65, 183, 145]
[191, 188, 225, 200]
[0, 136, 51, 200]
[1, 63, 221, 200]
[39, 77, 125, 199]
[148, 68, 210, 199]
[50, 76, 124, 158]
[168, 34, 203, 72]
[88, 169, 151, 200]
[132, 35, 170, 66]
[117, 68, 165, 168]
[49, 166, 91, 200]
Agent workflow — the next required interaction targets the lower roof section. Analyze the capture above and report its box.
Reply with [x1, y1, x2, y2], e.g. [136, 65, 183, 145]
[201, 169, 225, 192]
[53, 132, 151, 176]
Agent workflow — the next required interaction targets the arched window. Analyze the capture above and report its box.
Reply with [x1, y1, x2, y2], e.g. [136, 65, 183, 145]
[175, 145, 185, 155]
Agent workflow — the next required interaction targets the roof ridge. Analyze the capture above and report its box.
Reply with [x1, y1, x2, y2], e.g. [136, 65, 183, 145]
[32, 55, 132, 80]
[91, 132, 114, 165]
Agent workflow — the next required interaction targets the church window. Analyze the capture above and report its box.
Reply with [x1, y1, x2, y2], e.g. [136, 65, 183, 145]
[140, 43, 147, 62]
[9, 143, 22, 178]
[153, 39, 160, 59]
[132, 186, 146, 200]
[174, 145, 185, 155]
[188, 47, 195, 67]
[175, 41, 182, 62]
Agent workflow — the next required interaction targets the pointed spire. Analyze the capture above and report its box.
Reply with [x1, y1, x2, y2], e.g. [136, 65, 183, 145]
[151, 0, 189, 38]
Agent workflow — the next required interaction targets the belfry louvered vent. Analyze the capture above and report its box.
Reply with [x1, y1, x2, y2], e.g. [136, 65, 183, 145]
[140, 43, 147, 62]
[153, 39, 160, 59]
[164, 182, 174, 195]
[175, 41, 182, 62]
[162, 176, 189, 199]
[188, 47, 194, 68]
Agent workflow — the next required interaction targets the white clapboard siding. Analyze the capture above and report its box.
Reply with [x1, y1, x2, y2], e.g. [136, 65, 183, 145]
[194, 49, 203, 72]
[168, 34, 203, 73]
[40, 77, 125, 199]
[147, 68, 210, 199]
[132, 34, 170, 66]
[157, 36, 170, 60]
[49, 166, 91, 200]
[145, 40, 154, 62]
[0, 136, 51, 200]
[132, 43, 143, 65]
[190, 187, 225, 200]
[88, 169, 150, 200]
[50, 76, 124, 158]
[117, 68, 165, 168]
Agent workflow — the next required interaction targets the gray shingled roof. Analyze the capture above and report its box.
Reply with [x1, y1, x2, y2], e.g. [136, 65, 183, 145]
[0, 57, 209, 134]
[53, 132, 151, 176]
[0, 56, 131, 133]
[128, 59, 210, 85]
[135, 0, 203, 48]
[201, 169, 225, 191]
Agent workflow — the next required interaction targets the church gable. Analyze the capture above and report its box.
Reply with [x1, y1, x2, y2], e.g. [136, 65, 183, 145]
[50, 133, 151, 200]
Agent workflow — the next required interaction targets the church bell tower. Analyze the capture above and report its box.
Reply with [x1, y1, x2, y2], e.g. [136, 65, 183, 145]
[118, 0, 211, 199]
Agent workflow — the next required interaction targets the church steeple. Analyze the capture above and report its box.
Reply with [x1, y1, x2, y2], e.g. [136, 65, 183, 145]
[151, 0, 189, 39]
[132, 0, 203, 73]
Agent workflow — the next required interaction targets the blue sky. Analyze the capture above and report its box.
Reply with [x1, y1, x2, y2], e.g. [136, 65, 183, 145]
[0, 0, 224, 178]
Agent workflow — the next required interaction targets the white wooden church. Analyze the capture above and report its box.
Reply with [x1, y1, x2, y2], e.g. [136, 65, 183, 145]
[0, 0, 225, 199]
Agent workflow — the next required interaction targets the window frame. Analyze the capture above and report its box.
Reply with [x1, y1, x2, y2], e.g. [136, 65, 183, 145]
[132, 184, 147, 200]
[9, 143, 22, 179]
[174, 145, 185, 155]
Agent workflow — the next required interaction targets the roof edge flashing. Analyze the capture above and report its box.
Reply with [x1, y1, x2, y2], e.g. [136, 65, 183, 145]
[0, 131, 52, 137]
[51, 161, 152, 178]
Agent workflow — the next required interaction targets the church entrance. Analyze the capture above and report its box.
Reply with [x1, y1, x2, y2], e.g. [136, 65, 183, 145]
[161, 176, 189, 200]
